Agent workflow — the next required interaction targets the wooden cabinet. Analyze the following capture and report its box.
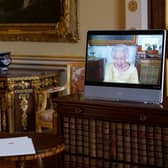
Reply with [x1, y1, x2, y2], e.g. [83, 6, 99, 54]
[54, 94, 168, 168]
[86, 58, 105, 82]
[0, 68, 62, 132]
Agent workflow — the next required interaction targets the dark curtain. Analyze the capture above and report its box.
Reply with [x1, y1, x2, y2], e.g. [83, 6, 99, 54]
[148, 0, 166, 29]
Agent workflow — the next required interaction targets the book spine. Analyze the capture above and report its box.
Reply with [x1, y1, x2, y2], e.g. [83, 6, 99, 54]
[162, 128, 168, 167]
[138, 125, 147, 165]
[111, 122, 117, 160]
[83, 119, 89, 156]
[76, 156, 83, 168]
[70, 117, 76, 155]
[116, 123, 124, 161]
[154, 126, 163, 167]
[123, 123, 131, 162]
[83, 156, 89, 168]
[64, 153, 70, 168]
[76, 118, 83, 155]
[116, 163, 124, 168]
[90, 158, 97, 168]
[63, 117, 70, 153]
[103, 121, 110, 160]
[146, 126, 155, 166]
[130, 124, 138, 164]
[96, 120, 103, 158]
[104, 160, 110, 168]
[70, 155, 77, 167]
[89, 119, 96, 158]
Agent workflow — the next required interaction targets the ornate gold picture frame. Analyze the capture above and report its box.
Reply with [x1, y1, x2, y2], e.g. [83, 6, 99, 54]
[89, 35, 136, 45]
[0, 0, 79, 42]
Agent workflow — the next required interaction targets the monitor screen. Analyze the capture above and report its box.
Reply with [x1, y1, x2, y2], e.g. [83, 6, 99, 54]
[84, 29, 167, 104]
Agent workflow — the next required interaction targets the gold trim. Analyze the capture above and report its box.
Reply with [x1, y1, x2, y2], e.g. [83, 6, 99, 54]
[7, 88, 15, 133]
[11, 55, 85, 61]
[19, 94, 29, 130]
[0, 69, 61, 132]
[89, 35, 136, 46]
[0, 72, 59, 82]
[15, 89, 33, 94]
[10, 55, 85, 70]
[66, 62, 85, 94]
[1, 94, 7, 131]
[128, 0, 138, 12]
[16, 81, 30, 89]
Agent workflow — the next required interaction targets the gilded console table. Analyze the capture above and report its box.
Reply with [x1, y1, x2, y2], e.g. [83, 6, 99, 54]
[0, 68, 62, 132]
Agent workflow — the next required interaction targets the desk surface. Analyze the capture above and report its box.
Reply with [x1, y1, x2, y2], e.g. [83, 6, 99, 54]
[0, 133, 65, 161]
[54, 93, 168, 111]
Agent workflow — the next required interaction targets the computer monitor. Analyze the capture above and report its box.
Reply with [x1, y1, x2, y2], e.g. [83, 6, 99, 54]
[84, 29, 167, 104]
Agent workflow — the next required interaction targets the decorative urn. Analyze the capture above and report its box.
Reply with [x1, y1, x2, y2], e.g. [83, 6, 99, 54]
[0, 52, 11, 72]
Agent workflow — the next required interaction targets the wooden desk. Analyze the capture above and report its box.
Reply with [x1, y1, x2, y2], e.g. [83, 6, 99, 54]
[54, 94, 168, 168]
[0, 133, 65, 168]
[0, 68, 62, 132]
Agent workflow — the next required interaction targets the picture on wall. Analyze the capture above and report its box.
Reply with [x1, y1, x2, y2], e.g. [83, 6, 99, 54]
[0, 0, 61, 23]
[0, 0, 79, 42]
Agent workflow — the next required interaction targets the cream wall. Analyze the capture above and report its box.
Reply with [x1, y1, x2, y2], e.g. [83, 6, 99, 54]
[0, 0, 125, 57]
[125, 0, 148, 29]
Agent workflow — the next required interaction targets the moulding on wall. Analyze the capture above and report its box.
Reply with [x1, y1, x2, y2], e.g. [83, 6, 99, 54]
[10, 55, 85, 70]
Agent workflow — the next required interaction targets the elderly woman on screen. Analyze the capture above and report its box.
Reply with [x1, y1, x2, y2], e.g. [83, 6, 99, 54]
[104, 44, 139, 84]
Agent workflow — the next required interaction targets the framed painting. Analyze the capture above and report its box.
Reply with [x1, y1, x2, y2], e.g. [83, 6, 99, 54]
[0, 0, 79, 42]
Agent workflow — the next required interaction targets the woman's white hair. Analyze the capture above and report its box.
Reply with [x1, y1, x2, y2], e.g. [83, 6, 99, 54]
[111, 44, 128, 59]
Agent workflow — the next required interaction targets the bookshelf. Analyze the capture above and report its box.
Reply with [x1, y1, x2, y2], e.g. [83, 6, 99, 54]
[136, 58, 161, 84]
[54, 94, 168, 168]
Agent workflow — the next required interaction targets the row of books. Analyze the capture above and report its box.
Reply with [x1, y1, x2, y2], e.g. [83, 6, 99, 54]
[64, 154, 148, 168]
[63, 116, 168, 168]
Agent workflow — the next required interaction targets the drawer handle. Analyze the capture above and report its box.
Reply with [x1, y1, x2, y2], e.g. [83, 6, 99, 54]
[75, 108, 83, 113]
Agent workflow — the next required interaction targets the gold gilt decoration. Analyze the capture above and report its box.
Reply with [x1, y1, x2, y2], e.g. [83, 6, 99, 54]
[16, 81, 29, 89]
[0, 82, 4, 89]
[7, 81, 15, 91]
[32, 79, 40, 89]
[1, 94, 7, 131]
[37, 77, 56, 88]
[41, 78, 50, 88]
[19, 94, 29, 130]
[7, 90, 14, 133]
[41, 78, 52, 88]
[128, 0, 138, 12]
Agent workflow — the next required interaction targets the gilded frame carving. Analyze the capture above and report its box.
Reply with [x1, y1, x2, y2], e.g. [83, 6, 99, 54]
[0, 0, 79, 42]
[89, 35, 136, 46]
